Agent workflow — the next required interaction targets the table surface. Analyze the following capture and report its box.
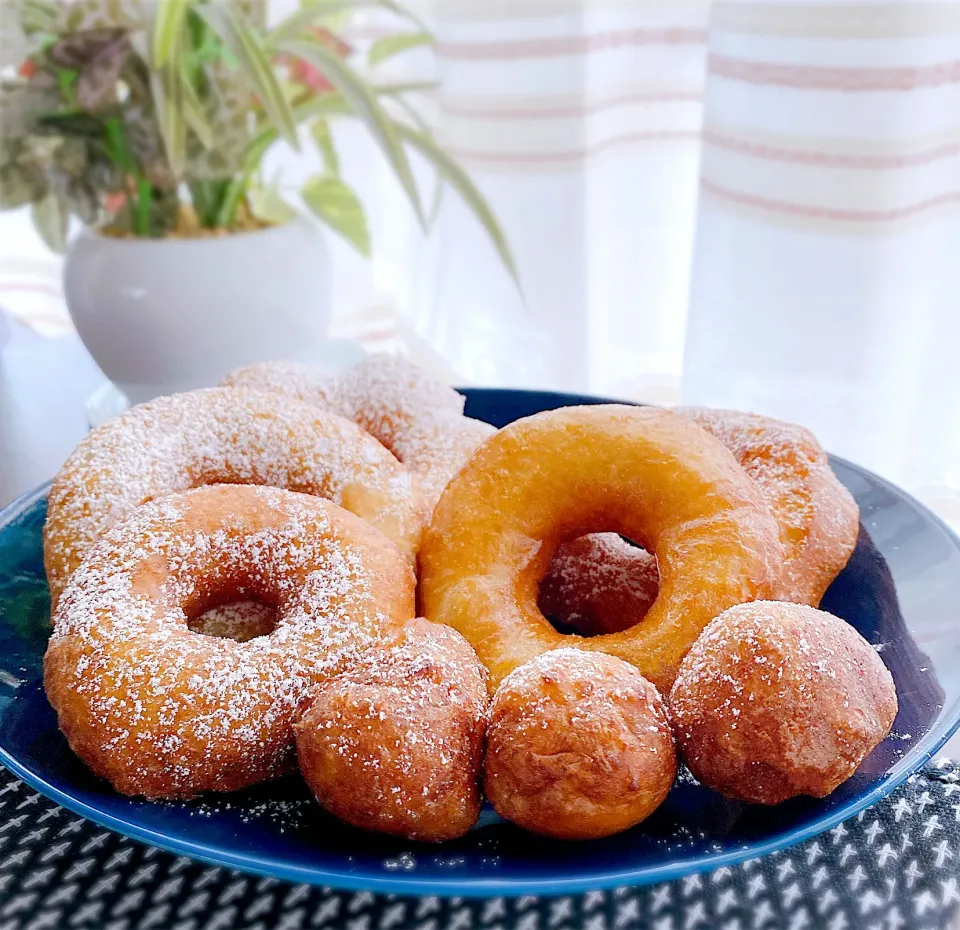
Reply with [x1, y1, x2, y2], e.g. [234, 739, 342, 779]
[2, 316, 960, 929]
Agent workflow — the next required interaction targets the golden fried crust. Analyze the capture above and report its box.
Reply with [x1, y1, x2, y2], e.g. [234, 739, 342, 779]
[484, 649, 676, 840]
[544, 409, 859, 638]
[296, 619, 488, 842]
[44, 485, 415, 800]
[44, 387, 423, 608]
[677, 408, 859, 606]
[420, 405, 784, 694]
[539, 534, 659, 636]
[669, 601, 897, 805]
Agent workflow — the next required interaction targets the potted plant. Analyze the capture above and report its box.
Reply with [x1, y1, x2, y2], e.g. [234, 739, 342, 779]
[0, 0, 516, 403]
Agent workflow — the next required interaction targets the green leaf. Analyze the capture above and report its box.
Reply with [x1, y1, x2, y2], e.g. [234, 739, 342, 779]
[20, 0, 58, 35]
[302, 174, 369, 255]
[393, 121, 521, 289]
[310, 118, 338, 175]
[197, 3, 299, 149]
[76, 32, 129, 110]
[47, 28, 126, 69]
[247, 182, 297, 224]
[134, 22, 185, 175]
[372, 79, 438, 97]
[35, 110, 103, 138]
[368, 31, 432, 68]
[179, 67, 213, 150]
[280, 37, 425, 228]
[153, 0, 189, 67]
[266, 0, 428, 49]
[152, 66, 186, 175]
[31, 191, 68, 253]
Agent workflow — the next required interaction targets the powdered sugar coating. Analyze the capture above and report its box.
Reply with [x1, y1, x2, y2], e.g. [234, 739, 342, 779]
[539, 534, 659, 635]
[296, 618, 488, 841]
[223, 355, 496, 510]
[44, 386, 422, 607]
[44, 484, 415, 799]
[678, 408, 859, 605]
[669, 601, 898, 805]
[486, 648, 676, 839]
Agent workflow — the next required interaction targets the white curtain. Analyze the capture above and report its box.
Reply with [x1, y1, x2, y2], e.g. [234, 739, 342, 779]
[2, 0, 959, 525]
[363, 0, 960, 523]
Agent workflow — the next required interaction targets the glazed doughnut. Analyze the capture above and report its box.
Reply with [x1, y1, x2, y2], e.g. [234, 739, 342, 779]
[538, 534, 659, 636]
[44, 386, 423, 608]
[484, 649, 676, 839]
[669, 601, 897, 805]
[223, 355, 496, 510]
[420, 405, 784, 693]
[545, 408, 859, 635]
[678, 409, 859, 606]
[296, 618, 487, 841]
[44, 484, 415, 799]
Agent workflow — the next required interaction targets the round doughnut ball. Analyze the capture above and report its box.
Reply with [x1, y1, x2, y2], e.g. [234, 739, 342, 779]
[484, 649, 676, 840]
[669, 601, 897, 805]
[539, 534, 659, 636]
[296, 619, 488, 842]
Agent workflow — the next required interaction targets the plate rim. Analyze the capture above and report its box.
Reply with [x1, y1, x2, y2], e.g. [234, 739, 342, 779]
[1, 388, 959, 896]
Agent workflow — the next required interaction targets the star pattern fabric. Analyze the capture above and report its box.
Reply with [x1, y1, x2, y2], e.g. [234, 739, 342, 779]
[0, 762, 957, 930]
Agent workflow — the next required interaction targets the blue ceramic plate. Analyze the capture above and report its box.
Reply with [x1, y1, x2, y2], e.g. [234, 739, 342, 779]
[0, 388, 958, 897]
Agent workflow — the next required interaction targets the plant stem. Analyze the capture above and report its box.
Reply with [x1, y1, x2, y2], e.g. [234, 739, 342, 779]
[105, 116, 154, 236]
[135, 178, 153, 236]
[215, 131, 275, 228]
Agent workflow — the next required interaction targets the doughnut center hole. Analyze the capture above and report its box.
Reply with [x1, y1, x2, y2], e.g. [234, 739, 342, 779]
[538, 533, 660, 637]
[187, 598, 279, 642]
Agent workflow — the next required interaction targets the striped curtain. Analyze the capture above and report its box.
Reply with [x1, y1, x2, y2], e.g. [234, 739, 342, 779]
[1, 1, 958, 523]
[388, 0, 960, 524]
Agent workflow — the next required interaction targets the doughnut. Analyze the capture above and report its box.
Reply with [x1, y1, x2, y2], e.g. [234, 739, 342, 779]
[669, 601, 897, 805]
[44, 386, 423, 608]
[296, 618, 487, 841]
[419, 405, 785, 693]
[544, 408, 859, 636]
[223, 355, 496, 510]
[484, 649, 676, 839]
[538, 534, 659, 636]
[678, 408, 859, 606]
[43, 484, 415, 799]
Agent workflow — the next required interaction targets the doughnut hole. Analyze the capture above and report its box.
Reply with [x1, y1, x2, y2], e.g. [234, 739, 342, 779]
[538, 534, 660, 636]
[188, 599, 278, 642]
[296, 619, 488, 842]
[484, 649, 677, 840]
[669, 601, 898, 805]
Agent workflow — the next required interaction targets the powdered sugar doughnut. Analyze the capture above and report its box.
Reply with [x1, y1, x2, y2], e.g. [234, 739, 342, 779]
[296, 618, 487, 841]
[484, 649, 676, 839]
[44, 387, 423, 608]
[223, 355, 496, 510]
[670, 601, 897, 804]
[539, 534, 659, 636]
[678, 409, 859, 606]
[44, 484, 416, 799]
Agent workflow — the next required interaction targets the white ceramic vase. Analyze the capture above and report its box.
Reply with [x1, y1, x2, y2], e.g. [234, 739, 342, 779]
[63, 218, 332, 404]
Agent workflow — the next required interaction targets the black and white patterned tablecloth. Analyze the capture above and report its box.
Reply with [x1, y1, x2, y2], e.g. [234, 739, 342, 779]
[0, 761, 957, 930]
